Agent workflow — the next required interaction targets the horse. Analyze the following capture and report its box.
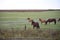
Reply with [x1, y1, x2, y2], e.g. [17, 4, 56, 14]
[39, 18, 46, 24]
[27, 18, 33, 22]
[45, 18, 56, 25]
[58, 18, 60, 22]
[31, 20, 40, 29]
[27, 18, 40, 29]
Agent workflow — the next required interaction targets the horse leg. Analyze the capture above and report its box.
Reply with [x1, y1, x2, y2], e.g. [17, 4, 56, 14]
[33, 26, 35, 29]
[54, 21, 56, 24]
[37, 26, 40, 29]
[36, 25, 40, 29]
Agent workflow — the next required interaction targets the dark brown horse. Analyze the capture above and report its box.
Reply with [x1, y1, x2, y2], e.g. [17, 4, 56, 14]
[27, 18, 40, 29]
[31, 20, 40, 29]
[39, 18, 46, 24]
[58, 18, 60, 22]
[45, 18, 56, 25]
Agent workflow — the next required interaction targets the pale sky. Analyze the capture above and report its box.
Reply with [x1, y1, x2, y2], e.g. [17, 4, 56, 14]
[0, 0, 60, 10]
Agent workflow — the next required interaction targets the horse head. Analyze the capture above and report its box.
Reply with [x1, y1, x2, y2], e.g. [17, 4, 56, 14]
[27, 18, 30, 20]
[27, 18, 34, 22]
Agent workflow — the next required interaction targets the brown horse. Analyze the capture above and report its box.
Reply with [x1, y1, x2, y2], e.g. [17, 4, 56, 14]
[45, 18, 56, 25]
[27, 18, 40, 29]
[39, 18, 46, 24]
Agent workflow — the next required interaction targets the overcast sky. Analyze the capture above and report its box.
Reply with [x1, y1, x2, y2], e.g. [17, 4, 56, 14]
[0, 0, 60, 10]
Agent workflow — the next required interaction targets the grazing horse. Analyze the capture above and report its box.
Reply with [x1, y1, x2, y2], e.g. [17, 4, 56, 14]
[39, 18, 46, 24]
[27, 18, 40, 29]
[58, 18, 60, 22]
[45, 18, 56, 25]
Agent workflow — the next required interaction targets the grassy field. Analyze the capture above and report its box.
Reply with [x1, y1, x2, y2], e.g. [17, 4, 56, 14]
[0, 11, 60, 30]
[0, 11, 60, 40]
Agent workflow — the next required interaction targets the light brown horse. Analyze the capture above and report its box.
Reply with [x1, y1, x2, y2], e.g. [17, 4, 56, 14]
[27, 18, 33, 22]
[39, 18, 46, 24]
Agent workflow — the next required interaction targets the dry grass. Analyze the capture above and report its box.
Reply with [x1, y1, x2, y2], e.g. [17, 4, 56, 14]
[0, 29, 60, 40]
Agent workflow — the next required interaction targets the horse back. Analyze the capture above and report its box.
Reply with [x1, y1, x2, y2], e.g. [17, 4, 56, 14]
[47, 18, 56, 22]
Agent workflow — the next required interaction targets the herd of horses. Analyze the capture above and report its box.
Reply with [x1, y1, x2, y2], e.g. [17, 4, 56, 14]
[27, 18, 60, 29]
[39, 18, 56, 25]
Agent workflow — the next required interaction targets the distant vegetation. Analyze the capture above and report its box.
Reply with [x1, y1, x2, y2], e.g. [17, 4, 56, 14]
[0, 9, 60, 12]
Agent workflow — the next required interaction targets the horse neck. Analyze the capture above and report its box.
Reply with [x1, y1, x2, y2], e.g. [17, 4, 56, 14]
[31, 21, 35, 24]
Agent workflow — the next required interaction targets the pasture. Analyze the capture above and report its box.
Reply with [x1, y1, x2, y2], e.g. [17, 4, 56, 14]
[0, 11, 60, 40]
